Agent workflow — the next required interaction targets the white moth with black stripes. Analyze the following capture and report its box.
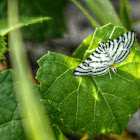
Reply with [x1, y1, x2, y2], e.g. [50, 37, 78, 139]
[73, 27, 135, 79]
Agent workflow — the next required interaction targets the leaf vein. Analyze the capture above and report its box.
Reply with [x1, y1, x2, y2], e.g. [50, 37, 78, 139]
[92, 78, 121, 134]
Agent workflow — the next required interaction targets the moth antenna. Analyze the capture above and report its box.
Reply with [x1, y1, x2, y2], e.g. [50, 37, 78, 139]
[109, 27, 116, 40]
[86, 49, 95, 52]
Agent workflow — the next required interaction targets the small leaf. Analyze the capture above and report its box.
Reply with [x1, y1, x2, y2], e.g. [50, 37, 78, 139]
[0, 17, 51, 36]
[36, 24, 140, 137]
[53, 125, 68, 140]
[0, 35, 7, 60]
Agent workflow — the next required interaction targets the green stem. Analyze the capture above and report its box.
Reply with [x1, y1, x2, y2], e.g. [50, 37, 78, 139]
[8, 0, 56, 140]
[84, 0, 122, 26]
[2, 17, 51, 36]
[71, 0, 100, 28]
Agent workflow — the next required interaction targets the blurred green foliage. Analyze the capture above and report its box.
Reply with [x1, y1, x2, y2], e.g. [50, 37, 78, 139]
[0, 0, 67, 42]
[119, 0, 133, 30]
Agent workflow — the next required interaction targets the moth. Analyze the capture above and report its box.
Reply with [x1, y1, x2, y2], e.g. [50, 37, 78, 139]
[73, 27, 135, 79]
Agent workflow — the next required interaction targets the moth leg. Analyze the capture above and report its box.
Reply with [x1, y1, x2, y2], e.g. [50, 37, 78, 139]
[109, 70, 112, 80]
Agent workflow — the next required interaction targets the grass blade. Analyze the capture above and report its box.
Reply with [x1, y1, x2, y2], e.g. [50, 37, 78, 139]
[84, 0, 122, 26]
[71, 0, 100, 28]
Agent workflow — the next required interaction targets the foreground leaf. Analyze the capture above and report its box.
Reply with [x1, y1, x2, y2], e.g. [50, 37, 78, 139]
[0, 70, 26, 140]
[36, 24, 140, 137]
[0, 70, 55, 140]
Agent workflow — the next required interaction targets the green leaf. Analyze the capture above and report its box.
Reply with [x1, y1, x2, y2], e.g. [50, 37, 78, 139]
[84, 0, 122, 26]
[36, 24, 140, 137]
[73, 23, 125, 61]
[0, 70, 26, 140]
[0, 0, 67, 42]
[0, 69, 56, 139]
[119, 0, 133, 30]
[53, 125, 68, 140]
[0, 17, 51, 36]
[0, 35, 7, 60]
[72, 34, 93, 60]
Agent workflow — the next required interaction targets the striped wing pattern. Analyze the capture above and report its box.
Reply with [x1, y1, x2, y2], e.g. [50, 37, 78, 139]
[74, 31, 135, 78]
[74, 50, 110, 77]
[105, 31, 135, 64]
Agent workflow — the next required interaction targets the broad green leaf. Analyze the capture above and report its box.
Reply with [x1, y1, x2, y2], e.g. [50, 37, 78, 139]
[84, 0, 122, 26]
[119, 0, 133, 30]
[0, 70, 26, 140]
[0, 0, 67, 42]
[36, 24, 140, 137]
[0, 17, 51, 36]
[0, 35, 7, 60]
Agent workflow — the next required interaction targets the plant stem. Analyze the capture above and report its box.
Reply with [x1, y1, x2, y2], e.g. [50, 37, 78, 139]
[8, 0, 56, 140]
[71, 0, 100, 28]
[2, 17, 51, 36]
[84, 0, 122, 26]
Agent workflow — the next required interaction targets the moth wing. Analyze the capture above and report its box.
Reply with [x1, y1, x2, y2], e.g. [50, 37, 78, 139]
[91, 67, 110, 77]
[123, 31, 135, 49]
[115, 50, 130, 64]
[105, 31, 135, 63]
[74, 50, 110, 77]
[115, 31, 135, 63]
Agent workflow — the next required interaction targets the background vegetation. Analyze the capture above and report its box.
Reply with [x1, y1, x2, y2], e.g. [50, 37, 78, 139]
[0, 0, 140, 140]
